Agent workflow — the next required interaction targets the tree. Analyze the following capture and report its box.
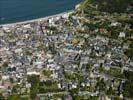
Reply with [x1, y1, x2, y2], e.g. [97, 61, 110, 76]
[0, 94, 5, 100]
[106, 87, 113, 95]
[27, 75, 40, 99]
[27, 75, 40, 85]
[69, 88, 79, 96]
[7, 94, 21, 100]
[74, 96, 85, 100]
[123, 81, 133, 98]
[43, 70, 52, 77]
[124, 70, 133, 81]
[96, 78, 106, 92]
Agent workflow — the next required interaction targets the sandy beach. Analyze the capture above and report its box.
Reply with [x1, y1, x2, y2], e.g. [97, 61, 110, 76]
[0, 10, 74, 27]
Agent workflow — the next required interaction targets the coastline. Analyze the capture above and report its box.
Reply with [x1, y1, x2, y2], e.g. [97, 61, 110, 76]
[0, 10, 74, 27]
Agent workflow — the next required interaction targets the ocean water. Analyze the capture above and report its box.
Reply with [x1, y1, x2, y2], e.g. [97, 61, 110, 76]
[0, 0, 82, 24]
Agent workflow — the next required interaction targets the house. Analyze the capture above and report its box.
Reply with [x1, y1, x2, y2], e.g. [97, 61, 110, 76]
[26, 82, 31, 88]
[51, 72, 58, 79]
[24, 24, 31, 28]
[123, 43, 129, 49]
[81, 80, 91, 87]
[119, 32, 125, 38]
[130, 34, 133, 39]
[110, 22, 120, 27]
[3, 26, 11, 33]
[69, 81, 78, 89]
[80, 56, 89, 64]
[130, 61, 133, 66]
[0, 30, 4, 36]
[63, 94, 73, 100]
[27, 71, 40, 75]
[14, 48, 23, 54]
[58, 83, 61, 89]
[2, 75, 10, 80]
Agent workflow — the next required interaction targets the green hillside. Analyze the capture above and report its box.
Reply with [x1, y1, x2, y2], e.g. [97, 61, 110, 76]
[77, 0, 133, 13]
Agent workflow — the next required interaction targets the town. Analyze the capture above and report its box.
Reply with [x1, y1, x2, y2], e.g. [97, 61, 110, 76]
[0, 1, 133, 100]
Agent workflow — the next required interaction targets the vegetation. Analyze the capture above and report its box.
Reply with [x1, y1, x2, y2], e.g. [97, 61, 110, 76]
[53, 94, 64, 100]
[74, 96, 85, 100]
[64, 72, 83, 81]
[124, 70, 133, 81]
[43, 69, 53, 77]
[27, 75, 40, 99]
[7, 94, 21, 100]
[96, 78, 106, 92]
[39, 80, 60, 93]
[123, 81, 133, 98]
[78, 0, 133, 14]
[99, 66, 125, 79]
[0, 94, 5, 100]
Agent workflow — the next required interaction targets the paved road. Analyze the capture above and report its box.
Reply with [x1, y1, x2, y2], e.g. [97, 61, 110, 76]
[21, 91, 68, 97]
[37, 91, 68, 96]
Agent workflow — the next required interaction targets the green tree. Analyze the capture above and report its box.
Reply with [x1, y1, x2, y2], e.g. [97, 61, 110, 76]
[96, 78, 106, 92]
[0, 94, 5, 100]
[27, 75, 40, 99]
[7, 94, 21, 100]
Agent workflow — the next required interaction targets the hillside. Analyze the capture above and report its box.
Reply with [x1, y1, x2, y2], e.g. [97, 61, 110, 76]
[76, 0, 133, 14]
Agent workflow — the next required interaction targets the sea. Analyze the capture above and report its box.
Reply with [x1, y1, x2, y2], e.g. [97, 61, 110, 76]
[0, 0, 82, 25]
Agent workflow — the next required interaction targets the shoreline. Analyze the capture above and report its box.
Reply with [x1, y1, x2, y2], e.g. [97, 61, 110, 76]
[0, 10, 74, 27]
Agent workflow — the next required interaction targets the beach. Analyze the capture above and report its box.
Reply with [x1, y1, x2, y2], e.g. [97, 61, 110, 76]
[0, 10, 74, 27]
